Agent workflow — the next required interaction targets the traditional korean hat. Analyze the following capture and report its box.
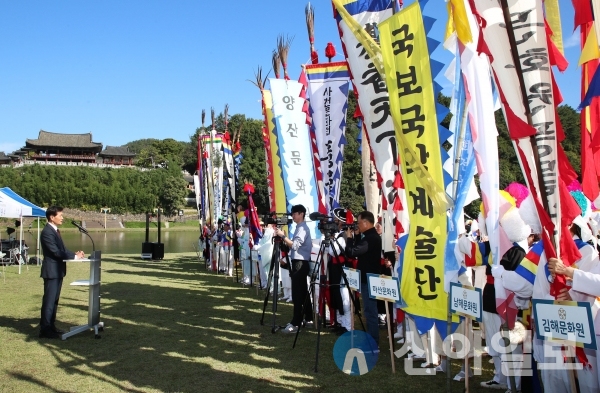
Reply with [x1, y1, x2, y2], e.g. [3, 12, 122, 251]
[332, 208, 348, 223]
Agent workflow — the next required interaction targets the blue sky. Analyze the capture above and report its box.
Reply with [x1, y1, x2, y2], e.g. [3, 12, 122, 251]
[0, 1, 581, 154]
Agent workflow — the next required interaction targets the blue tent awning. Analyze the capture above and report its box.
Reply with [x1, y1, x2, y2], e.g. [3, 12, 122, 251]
[0, 187, 46, 218]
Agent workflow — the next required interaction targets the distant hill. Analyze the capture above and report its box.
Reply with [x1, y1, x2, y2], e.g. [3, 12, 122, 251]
[123, 139, 160, 154]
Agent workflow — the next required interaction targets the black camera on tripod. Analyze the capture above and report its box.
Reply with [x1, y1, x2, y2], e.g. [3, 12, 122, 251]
[308, 212, 339, 235]
[318, 220, 339, 234]
[341, 222, 358, 231]
[263, 213, 292, 227]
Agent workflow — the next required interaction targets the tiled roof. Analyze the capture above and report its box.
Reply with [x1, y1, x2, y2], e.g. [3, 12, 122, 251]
[26, 130, 103, 149]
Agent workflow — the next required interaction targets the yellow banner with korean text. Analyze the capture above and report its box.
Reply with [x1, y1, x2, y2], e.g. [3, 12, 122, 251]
[332, 0, 451, 214]
[379, 2, 448, 321]
[263, 90, 287, 217]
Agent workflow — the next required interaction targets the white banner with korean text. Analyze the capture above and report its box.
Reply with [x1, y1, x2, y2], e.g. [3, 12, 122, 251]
[336, 1, 409, 244]
[270, 78, 319, 238]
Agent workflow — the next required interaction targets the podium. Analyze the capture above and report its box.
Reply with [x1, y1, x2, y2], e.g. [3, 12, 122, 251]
[62, 250, 104, 340]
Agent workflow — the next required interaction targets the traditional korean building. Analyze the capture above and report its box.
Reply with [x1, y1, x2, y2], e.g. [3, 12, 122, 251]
[0, 152, 12, 165]
[23, 130, 103, 163]
[98, 146, 136, 166]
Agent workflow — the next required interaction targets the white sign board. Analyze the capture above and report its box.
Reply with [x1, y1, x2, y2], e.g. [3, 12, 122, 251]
[450, 283, 482, 321]
[533, 300, 597, 350]
[367, 274, 400, 303]
[343, 267, 361, 292]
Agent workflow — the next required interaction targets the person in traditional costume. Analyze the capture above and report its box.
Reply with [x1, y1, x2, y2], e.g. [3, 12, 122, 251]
[535, 190, 600, 393]
[256, 221, 273, 290]
[218, 222, 233, 275]
[239, 217, 252, 285]
[480, 185, 535, 391]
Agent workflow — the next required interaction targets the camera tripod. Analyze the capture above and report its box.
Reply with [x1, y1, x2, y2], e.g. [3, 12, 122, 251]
[259, 233, 289, 333]
[292, 231, 366, 373]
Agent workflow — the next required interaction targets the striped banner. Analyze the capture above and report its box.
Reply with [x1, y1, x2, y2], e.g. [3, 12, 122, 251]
[334, 0, 407, 244]
[515, 240, 544, 285]
[305, 62, 351, 214]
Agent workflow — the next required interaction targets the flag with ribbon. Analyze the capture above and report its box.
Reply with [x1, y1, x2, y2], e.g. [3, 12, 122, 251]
[305, 61, 351, 214]
[379, 2, 448, 322]
[333, 0, 409, 244]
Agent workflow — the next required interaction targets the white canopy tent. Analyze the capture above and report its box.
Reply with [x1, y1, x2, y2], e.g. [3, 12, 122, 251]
[0, 187, 46, 275]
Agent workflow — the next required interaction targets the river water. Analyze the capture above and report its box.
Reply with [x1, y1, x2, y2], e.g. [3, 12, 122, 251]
[17, 230, 201, 255]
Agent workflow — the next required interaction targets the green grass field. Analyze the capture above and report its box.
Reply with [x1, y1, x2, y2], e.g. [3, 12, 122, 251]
[0, 254, 496, 392]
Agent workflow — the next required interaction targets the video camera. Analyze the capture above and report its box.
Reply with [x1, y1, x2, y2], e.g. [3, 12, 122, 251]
[341, 222, 358, 232]
[308, 212, 339, 235]
[263, 213, 292, 227]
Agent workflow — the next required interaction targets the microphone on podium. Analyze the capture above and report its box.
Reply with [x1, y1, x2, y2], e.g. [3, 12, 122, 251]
[72, 221, 95, 252]
[72, 220, 89, 234]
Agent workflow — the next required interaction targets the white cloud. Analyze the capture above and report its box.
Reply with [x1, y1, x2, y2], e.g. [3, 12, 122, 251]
[0, 142, 21, 154]
[563, 32, 580, 49]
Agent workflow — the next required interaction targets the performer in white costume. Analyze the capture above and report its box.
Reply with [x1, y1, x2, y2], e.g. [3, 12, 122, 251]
[211, 225, 220, 272]
[239, 218, 252, 284]
[256, 221, 273, 289]
[538, 206, 600, 393]
[218, 223, 233, 275]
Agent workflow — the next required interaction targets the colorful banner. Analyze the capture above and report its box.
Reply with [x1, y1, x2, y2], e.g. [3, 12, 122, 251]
[379, 2, 448, 321]
[222, 132, 236, 204]
[204, 132, 223, 225]
[263, 90, 287, 215]
[442, 41, 477, 290]
[334, 0, 407, 243]
[473, 0, 560, 247]
[269, 78, 319, 237]
[201, 134, 214, 226]
[334, 0, 450, 219]
[305, 62, 351, 214]
[260, 90, 277, 213]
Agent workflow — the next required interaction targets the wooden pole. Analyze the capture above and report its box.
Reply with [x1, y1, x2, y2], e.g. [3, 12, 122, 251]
[465, 318, 471, 393]
[385, 300, 395, 373]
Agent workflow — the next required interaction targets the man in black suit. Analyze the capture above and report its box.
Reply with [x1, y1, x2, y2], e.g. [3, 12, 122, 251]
[39, 206, 84, 339]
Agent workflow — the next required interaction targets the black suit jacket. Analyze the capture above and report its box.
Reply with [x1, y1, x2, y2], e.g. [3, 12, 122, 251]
[40, 224, 75, 279]
[345, 227, 382, 283]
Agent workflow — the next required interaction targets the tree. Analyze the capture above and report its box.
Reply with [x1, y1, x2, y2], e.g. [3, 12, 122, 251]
[339, 91, 365, 214]
[159, 176, 188, 216]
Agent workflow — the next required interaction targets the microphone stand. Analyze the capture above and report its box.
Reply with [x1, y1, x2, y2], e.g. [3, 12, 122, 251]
[73, 221, 95, 252]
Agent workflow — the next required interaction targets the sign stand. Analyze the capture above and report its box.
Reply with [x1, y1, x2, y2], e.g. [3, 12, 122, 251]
[449, 282, 483, 393]
[385, 300, 395, 373]
[366, 273, 401, 374]
[465, 318, 471, 393]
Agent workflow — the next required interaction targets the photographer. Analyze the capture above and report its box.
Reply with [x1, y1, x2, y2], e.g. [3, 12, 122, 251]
[275, 204, 314, 333]
[345, 211, 382, 346]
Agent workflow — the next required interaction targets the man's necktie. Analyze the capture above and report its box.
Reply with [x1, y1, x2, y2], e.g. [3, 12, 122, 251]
[57, 229, 62, 238]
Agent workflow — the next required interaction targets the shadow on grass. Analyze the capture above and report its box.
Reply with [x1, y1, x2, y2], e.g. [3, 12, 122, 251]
[0, 255, 325, 392]
[1, 254, 494, 392]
